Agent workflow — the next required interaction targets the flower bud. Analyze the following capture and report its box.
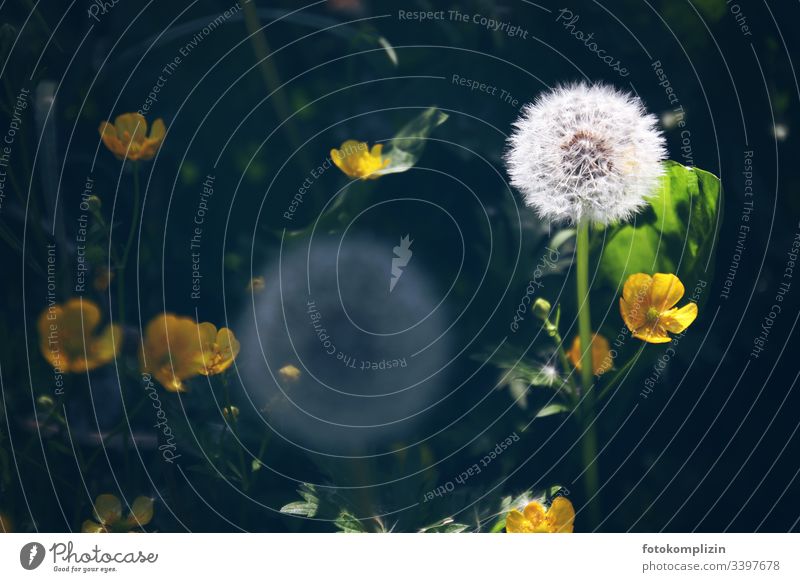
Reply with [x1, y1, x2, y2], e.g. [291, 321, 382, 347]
[86, 195, 102, 212]
[532, 298, 552, 321]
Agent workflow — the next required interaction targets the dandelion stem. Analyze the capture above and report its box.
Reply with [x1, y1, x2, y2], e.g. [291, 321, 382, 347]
[576, 220, 601, 529]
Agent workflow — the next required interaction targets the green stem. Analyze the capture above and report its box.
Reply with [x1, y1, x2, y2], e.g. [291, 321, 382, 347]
[576, 220, 601, 529]
[548, 326, 578, 405]
[117, 162, 141, 327]
[597, 342, 647, 401]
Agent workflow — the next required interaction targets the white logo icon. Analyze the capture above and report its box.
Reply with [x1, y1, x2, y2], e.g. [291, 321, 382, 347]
[20, 542, 46, 570]
[390, 235, 413, 293]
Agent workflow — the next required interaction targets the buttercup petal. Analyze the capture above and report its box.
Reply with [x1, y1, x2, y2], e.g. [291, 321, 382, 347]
[114, 113, 147, 143]
[216, 328, 240, 360]
[505, 510, 533, 533]
[62, 298, 101, 336]
[37, 299, 118, 372]
[99, 122, 125, 158]
[661, 303, 698, 333]
[522, 501, 548, 530]
[81, 520, 107, 533]
[620, 274, 653, 329]
[546, 497, 575, 533]
[148, 118, 166, 140]
[279, 364, 301, 382]
[622, 273, 653, 306]
[94, 494, 122, 525]
[567, 334, 613, 375]
[632, 324, 672, 344]
[649, 273, 685, 312]
[196, 322, 219, 346]
[127, 497, 154, 527]
[89, 324, 122, 371]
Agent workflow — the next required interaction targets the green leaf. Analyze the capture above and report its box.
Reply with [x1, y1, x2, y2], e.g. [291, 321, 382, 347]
[535, 403, 570, 418]
[334, 511, 365, 533]
[597, 161, 721, 301]
[378, 107, 448, 175]
[377, 36, 398, 66]
[508, 378, 530, 410]
[280, 483, 320, 517]
[550, 228, 576, 250]
[489, 491, 533, 532]
[279, 501, 318, 517]
[419, 519, 470, 533]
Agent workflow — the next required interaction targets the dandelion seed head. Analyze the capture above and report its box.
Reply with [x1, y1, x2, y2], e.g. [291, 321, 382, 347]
[505, 82, 667, 225]
[541, 364, 559, 385]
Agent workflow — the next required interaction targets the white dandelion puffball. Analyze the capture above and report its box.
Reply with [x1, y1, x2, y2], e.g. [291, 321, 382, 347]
[505, 82, 667, 225]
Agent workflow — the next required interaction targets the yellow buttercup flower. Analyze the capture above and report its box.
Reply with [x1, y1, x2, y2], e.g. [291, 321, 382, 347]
[141, 314, 204, 392]
[620, 273, 698, 344]
[37, 298, 121, 373]
[567, 333, 613, 375]
[99, 113, 165, 161]
[93, 266, 113, 292]
[331, 140, 389, 179]
[222, 405, 239, 421]
[505, 497, 575, 533]
[0, 512, 12, 533]
[278, 364, 301, 382]
[197, 323, 240, 376]
[140, 314, 240, 392]
[81, 494, 153, 533]
[247, 276, 266, 293]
